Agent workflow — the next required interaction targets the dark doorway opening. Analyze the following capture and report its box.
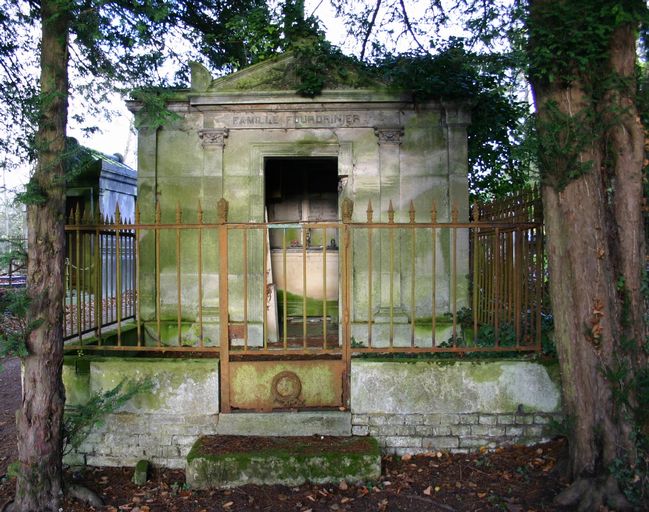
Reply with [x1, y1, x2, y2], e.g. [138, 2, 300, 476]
[264, 157, 339, 346]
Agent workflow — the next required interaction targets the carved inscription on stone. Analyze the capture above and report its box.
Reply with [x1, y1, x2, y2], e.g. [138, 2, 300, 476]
[213, 111, 367, 129]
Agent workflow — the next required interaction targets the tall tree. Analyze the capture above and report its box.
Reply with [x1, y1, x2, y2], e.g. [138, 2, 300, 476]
[13, 0, 69, 507]
[527, 1, 647, 508]
[330, 0, 648, 506]
[0, 0, 287, 509]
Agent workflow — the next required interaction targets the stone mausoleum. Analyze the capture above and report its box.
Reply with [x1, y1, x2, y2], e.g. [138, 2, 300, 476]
[130, 54, 471, 346]
[63, 55, 561, 470]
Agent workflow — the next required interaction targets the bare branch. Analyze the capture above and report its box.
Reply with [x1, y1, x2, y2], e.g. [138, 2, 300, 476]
[398, 0, 425, 52]
[360, 0, 382, 62]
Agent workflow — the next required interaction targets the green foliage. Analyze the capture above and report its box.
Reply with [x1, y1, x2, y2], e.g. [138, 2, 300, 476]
[63, 138, 97, 184]
[63, 376, 154, 455]
[535, 101, 595, 191]
[376, 42, 536, 199]
[0, 237, 26, 273]
[130, 88, 181, 129]
[527, 0, 648, 86]
[14, 180, 47, 206]
[610, 434, 649, 507]
[0, 287, 29, 358]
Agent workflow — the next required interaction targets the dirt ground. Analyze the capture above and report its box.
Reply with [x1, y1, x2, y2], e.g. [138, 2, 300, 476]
[0, 357, 19, 480]
[0, 355, 575, 511]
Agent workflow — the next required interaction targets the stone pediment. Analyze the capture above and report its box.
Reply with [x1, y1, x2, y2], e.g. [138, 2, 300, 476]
[190, 53, 383, 94]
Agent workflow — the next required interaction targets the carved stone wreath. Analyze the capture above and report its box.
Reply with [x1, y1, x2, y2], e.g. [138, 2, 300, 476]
[271, 371, 304, 408]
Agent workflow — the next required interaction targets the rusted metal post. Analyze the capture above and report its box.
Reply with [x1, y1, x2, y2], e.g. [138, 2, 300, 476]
[341, 198, 353, 407]
[135, 205, 142, 347]
[197, 201, 204, 347]
[155, 201, 161, 347]
[409, 201, 416, 346]
[115, 204, 123, 346]
[75, 207, 81, 343]
[302, 225, 307, 347]
[388, 200, 395, 347]
[431, 202, 437, 347]
[366, 200, 373, 348]
[218, 198, 230, 413]
[451, 205, 458, 346]
[242, 227, 248, 350]
[175, 202, 182, 346]
[322, 225, 327, 347]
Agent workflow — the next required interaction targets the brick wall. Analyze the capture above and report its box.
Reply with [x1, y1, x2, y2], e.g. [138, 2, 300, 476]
[351, 411, 562, 456]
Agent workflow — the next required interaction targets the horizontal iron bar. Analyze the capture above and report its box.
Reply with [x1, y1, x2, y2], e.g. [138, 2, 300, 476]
[351, 346, 538, 353]
[64, 221, 542, 231]
[63, 345, 221, 353]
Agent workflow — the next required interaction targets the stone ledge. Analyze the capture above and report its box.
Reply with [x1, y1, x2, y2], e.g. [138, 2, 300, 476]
[215, 411, 351, 437]
[186, 435, 381, 489]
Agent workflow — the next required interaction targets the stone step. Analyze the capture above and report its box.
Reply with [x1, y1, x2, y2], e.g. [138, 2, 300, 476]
[215, 411, 351, 437]
[186, 435, 381, 489]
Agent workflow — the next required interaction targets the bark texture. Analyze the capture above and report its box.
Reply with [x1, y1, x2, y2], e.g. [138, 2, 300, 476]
[529, 1, 647, 509]
[13, 0, 69, 510]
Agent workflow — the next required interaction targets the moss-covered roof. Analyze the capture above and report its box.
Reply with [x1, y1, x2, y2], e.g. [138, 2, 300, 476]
[190, 53, 384, 94]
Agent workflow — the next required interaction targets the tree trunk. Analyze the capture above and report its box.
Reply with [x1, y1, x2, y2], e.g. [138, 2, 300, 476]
[528, 1, 647, 510]
[13, 0, 69, 510]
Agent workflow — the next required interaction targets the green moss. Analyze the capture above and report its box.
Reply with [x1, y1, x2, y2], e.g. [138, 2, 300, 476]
[468, 362, 504, 382]
[187, 436, 380, 487]
[538, 358, 561, 385]
[277, 290, 338, 320]
[63, 322, 139, 350]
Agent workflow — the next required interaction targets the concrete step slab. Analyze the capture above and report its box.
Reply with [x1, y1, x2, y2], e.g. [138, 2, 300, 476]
[186, 435, 381, 489]
[215, 411, 351, 437]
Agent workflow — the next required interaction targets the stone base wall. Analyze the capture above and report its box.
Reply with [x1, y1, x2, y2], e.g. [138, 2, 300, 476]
[63, 357, 562, 468]
[66, 413, 218, 469]
[351, 412, 562, 456]
[63, 357, 219, 469]
[350, 360, 562, 456]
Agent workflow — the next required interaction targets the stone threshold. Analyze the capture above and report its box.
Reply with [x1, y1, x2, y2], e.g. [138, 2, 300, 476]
[186, 435, 381, 489]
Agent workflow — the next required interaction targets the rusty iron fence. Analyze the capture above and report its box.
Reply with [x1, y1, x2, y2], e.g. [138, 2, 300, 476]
[63, 192, 544, 357]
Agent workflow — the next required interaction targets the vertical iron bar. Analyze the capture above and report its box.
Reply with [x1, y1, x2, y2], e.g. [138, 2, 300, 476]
[523, 227, 530, 343]
[494, 227, 501, 346]
[81, 228, 87, 336]
[94, 214, 101, 340]
[535, 225, 543, 351]
[322, 226, 327, 348]
[155, 202, 161, 347]
[97, 224, 104, 346]
[219, 211, 230, 413]
[472, 225, 479, 346]
[514, 228, 522, 346]
[135, 207, 141, 347]
[116, 213, 122, 346]
[431, 225, 437, 347]
[176, 203, 182, 346]
[282, 228, 287, 349]
[302, 225, 307, 348]
[243, 228, 248, 350]
[367, 224, 373, 348]
[410, 225, 415, 347]
[342, 215, 351, 408]
[451, 226, 457, 345]
[263, 226, 268, 350]
[75, 210, 81, 343]
[389, 226, 394, 347]
[197, 202, 204, 347]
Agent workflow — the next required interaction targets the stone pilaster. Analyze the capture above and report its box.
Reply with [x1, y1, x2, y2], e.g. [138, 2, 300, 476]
[374, 127, 408, 328]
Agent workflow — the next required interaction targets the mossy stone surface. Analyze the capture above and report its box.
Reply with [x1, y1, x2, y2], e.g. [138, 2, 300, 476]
[186, 435, 381, 489]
